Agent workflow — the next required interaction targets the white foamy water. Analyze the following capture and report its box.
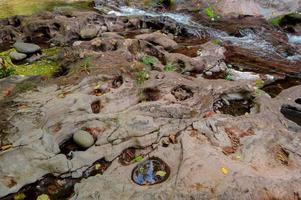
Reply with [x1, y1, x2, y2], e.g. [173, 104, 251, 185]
[107, 6, 191, 25]
[288, 34, 301, 45]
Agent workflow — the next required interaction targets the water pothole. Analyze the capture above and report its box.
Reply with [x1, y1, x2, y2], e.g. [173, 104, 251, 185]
[83, 158, 111, 178]
[214, 97, 255, 116]
[171, 85, 193, 101]
[131, 157, 170, 186]
[280, 105, 301, 126]
[141, 88, 161, 102]
[119, 148, 138, 166]
[1, 174, 80, 200]
[91, 100, 102, 114]
[295, 98, 301, 105]
[112, 75, 123, 88]
[262, 77, 301, 98]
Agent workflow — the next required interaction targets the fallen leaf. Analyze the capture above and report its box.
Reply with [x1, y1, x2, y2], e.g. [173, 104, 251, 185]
[169, 134, 177, 144]
[95, 163, 102, 170]
[1, 144, 12, 151]
[221, 167, 229, 175]
[14, 193, 26, 200]
[37, 194, 50, 200]
[156, 170, 167, 177]
[133, 155, 143, 163]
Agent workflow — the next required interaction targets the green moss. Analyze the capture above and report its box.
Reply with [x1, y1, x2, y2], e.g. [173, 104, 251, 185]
[14, 81, 37, 93]
[270, 16, 283, 26]
[204, 6, 218, 20]
[0, 0, 93, 19]
[0, 47, 60, 77]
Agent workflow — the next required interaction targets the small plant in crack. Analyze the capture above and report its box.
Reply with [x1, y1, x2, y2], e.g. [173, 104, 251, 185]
[141, 55, 155, 67]
[224, 73, 233, 81]
[135, 70, 150, 85]
[204, 6, 219, 21]
[163, 62, 176, 72]
[81, 56, 92, 74]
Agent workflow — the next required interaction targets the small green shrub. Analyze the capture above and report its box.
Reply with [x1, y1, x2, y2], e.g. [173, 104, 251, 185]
[225, 73, 233, 81]
[141, 55, 155, 66]
[163, 62, 176, 71]
[135, 70, 149, 85]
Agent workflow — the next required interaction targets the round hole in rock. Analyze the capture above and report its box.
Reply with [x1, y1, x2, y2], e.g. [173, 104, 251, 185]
[142, 88, 161, 102]
[280, 105, 301, 126]
[1, 174, 80, 200]
[91, 100, 102, 114]
[119, 148, 137, 166]
[112, 75, 123, 88]
[131, 157, 170, 186]
[295, 98, 301, 105]
[214, 98, 254, 116]
[83, 158, 111, 178]
[171, 85, 193, 101]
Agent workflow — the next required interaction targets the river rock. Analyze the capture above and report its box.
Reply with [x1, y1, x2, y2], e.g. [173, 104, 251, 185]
[13, 42, 41, 54]
[135, 32, 178, 50]
[9, 52, 27, 61]
[73, 130, 95, 148]
[80, 26, 99, 39]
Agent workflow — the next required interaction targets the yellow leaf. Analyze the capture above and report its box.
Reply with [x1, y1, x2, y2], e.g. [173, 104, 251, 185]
[221, 167, 229, 175]
[95, 163, 102, 170]
[37, 194, 50, 200]
[14, 193, 26, 200]
[156, 170, 167, 177]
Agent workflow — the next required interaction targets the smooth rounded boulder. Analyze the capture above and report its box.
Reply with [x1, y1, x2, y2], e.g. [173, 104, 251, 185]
[13, 42, 41, 54]
[73, 130, 95, 148]
[9, 52, 27, 61]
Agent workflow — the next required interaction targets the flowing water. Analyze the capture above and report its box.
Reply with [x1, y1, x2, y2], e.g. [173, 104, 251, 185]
[0, 0, 92, 19]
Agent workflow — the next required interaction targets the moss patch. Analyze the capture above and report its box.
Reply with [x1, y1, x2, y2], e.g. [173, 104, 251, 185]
[0, 0, 93, 19]
[0, 47, 60, 77]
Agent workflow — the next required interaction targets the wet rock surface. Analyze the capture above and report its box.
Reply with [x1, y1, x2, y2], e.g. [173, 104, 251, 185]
[0, 1, 301, 200]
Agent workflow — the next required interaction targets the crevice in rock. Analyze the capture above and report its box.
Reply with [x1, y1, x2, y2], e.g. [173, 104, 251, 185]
[91, 100, 102, 114]
[281, 104, 301, 126]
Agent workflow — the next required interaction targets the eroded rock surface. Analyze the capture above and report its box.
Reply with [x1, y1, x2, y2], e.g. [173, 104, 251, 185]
[0, 1, 301, 200]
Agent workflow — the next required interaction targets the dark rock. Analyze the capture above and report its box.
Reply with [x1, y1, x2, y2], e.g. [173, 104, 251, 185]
[13, 42, 41, 54]
[9, 52, 27, 61]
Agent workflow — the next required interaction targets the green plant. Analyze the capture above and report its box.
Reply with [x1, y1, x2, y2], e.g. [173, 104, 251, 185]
[141, 55, 155, 66]
[158, 0, 175, 7]
[225, 73, 233, 81]
[270, 16, 283, 26]
[163, 62, 176, 71]
[136, 70, 149, 85]
[255, 79, 264, 89]
[0, 66, 15, 79]
[211, 39, 221, 45]
[204, 6, 218, 20]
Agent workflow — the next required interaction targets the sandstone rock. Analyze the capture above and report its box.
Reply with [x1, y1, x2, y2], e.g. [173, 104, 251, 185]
[135, 32, 178, 50]
[80, 26, 99, 39]
[73, 130, 95, 148]
[13, 42, 41, 54]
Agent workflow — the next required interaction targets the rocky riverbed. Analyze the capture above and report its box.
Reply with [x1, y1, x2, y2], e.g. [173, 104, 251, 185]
[0, 0, 301, 199]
